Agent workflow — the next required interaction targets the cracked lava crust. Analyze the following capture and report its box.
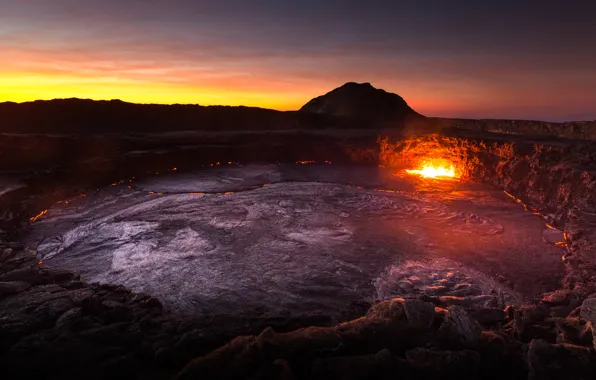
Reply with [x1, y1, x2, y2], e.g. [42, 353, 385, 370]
[22, 163, 566, 321]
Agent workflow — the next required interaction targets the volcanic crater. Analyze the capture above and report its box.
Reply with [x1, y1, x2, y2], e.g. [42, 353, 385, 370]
[22, 163, 566, 320]
[2, 83, 596, 380]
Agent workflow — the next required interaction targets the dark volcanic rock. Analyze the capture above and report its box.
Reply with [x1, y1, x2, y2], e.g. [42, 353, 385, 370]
[0, 98, 365, 135]
[0, 281, 31, 298]
[0, 243, 568, 380]
[438, 306, 483, 347]
[175, 298, 430, 380]
[527, 339, 596, 380]
[580, 298, 596, 349]
[468, 307, 507, 326]
[405, 348, 481, 379]
[580, 298, 596, 323]
[554, 317, 593, 346]
[434, 117, 596, 141]
[403, 299, 436, 329]
[300, 82, 424, 128]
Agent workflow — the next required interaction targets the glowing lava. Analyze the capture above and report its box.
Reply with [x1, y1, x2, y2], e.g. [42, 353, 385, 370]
[406, 164, 457, 179]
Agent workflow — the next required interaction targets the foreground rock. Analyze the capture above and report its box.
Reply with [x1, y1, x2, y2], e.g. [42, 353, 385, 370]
[528, 339, 596, 380]
[175, 300, 562, 380]
[2, 240, 596, 379]
[0, 243, 337, 380]
[580, 298, 596, 349]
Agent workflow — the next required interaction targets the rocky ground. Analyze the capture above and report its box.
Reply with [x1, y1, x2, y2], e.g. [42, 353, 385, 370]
[433, 118, 596, 141]
[2, 131, 596, 379]
[2, 240, 596, 379]
[0, 241, 346, 380]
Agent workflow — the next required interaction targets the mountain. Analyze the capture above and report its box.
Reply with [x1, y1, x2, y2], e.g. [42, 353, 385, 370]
[300, 82, 423, 126]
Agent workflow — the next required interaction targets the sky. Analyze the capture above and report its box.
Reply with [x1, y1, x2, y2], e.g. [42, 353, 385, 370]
[1, 0, 595, 121]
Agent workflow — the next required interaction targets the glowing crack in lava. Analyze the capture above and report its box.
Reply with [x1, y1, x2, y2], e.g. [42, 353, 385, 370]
[406, 161, 458, 179]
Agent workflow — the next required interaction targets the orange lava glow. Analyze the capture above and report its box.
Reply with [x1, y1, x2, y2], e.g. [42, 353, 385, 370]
[30, 209, 48, 222]
[406, 162, 458, 179]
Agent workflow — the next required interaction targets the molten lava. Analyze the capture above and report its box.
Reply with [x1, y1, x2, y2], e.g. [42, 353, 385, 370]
[406, 163, 457, 179]
[30, 209, 48, 222]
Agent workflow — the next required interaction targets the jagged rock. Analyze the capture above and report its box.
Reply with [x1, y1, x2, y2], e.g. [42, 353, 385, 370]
[438, 306, 483, 347]
[439, 294, 500, 308]
[0, 281, 31, 298]
[260, 325, 344, 359]
[366, 298, 407, 321]
[124, 292, 163, 310]
[512, 304, 555, 341]
[580, 298, 596, 323]
[54, 307, 83, 330]
[5, 242, 24, 250]
[468, 307, 507, 326]
[0, 247, 14, 262]
[519, 323, 558, 343]
[550, 303, 581, 318]
[589, 322, 596, 351]
[475, 330, 528, 377]
[32, 296, 75, 322]
[554, 317, 593, 346]
[403, 299, 436, 328]
[0, 283, 68, 312]
[81, 295, 106, 316]
[404, 348, 480, 379]
[0, 266, 75, 285]
[174, 299, 437, 380]
[174, 335, 260, 380]
[43, 268, 77, 283]
[541, 290, 573, 306]
[579, 298, 596, 349]
[527, 339, 596, 380]
[63, 288, 95, 305]
[101, 300, 134, 323]
[569, 305, 583, 318]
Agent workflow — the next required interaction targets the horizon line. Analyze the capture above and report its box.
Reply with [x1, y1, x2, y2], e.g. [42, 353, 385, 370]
[1, 97, 593, 124]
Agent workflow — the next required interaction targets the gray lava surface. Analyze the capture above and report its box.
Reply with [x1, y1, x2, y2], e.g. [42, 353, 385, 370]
[22, 164, 566, 320]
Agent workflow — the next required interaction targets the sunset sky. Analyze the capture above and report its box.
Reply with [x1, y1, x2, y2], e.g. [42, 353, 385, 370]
[1, 1, 595, 121]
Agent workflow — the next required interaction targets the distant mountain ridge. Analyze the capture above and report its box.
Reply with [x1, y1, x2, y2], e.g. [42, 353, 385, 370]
[0, 98, 348, 134]
[0, 83, 426, 134]
[1, 84, 593, 139]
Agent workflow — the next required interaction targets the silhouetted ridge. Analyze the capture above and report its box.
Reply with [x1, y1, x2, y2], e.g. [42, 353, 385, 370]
[0, 98, 361, 134]
[300, 82, 422, 125]
[0, 83, 428, 134]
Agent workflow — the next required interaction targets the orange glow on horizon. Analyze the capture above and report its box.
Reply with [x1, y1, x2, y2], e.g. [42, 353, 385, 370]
[0, 43, 459, 113]
[0, 71, 309, 110]
[2, 35, 594, 121]
[0, 55, 452, 113]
